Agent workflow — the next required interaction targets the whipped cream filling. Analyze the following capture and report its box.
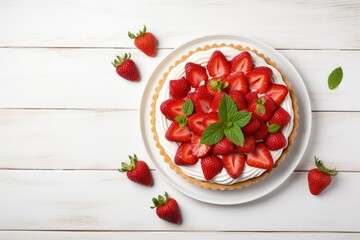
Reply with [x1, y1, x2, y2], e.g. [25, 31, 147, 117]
[155, 47, 294, 185]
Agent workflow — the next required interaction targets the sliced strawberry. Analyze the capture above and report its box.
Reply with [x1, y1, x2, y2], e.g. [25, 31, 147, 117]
[246, 67, 272, 93]
[225, 71, 248, 94]
[165, 122, 192, 142]
[228, 90, 247, 111]
[160, 99, 185, 121]
[205, 77, 228, 95]
[253, 120, 268, 140]
[184, 92, 196, 102]
[211, 92, 225, 111]
[269, 106, 291, 127]
[193, 92, 213, 113]
[185, 62, 208, 88]
[191, 135, 212, 158]
[212, 137, 235, 155]
[169, 77, 191, 99]
[174, 142, 198, 165]
[244, 91, 258, 105]
[242, 116, 261, 135]
[246, 143, 273, 169]
[222, 153, 245, 179]
[188, 113, 206, 135]
[266, 84, 288, 105]
[201, 155, 223, 180]
[230, 51, 253, 73]
[265, 132, 287, 151]
[236, 135, 255, 153]
[203, 112, 220, 128]
[207, 50, 231, 77]
[195, 85, 208, 95]
[248, 95, 276, 121]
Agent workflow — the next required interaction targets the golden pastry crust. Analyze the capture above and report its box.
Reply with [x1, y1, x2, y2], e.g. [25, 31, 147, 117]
[150, 43, 299, 190]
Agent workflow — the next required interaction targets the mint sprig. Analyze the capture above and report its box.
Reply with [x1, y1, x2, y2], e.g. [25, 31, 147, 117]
[268, 123, 281, 133]
[209, 79, 228, 93]
[174, 99, 194, 127]
[328, 67, 343, 90]
[200, 94, 251, 146]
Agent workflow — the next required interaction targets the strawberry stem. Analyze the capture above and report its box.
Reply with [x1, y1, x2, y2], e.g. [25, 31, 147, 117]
[128, 25, 147, 39]
[314, 156, 337, 176]
[118, 154, 138, 172]
[112, 53, 131, 67]
[150, 192, 170, 209]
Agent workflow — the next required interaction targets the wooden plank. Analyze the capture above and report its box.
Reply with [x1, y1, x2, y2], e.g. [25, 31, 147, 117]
[0, 48, 359, 110]
[0, 0, 358, 49]
[0, 170, 358, 231]
[0, 110, 358, 170]
[0, 231, 359, 240]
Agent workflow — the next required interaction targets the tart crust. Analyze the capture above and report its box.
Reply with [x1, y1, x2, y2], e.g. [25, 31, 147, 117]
[150, 43, 299, 190]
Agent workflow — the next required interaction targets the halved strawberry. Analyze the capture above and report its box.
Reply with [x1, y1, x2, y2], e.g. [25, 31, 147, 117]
[242, 116, 261, 135]
[165, 122, 192, 142]
[188, 113, 206, 135]
[228, 90, 247, 111]
[225, 71, 248, 94]
[169, 77, 191, 99]
[191, 135, 212, 158]
[212, 137, 235, 155]
[246, 143, 273, 169]
[244, 91, 258, 105]
[160, 99, 185, 121]
[201, 155, 223, 180]
[265, 132, 287, 151]
[269, 106, 291, 127]
[193, 92, 213, 113]
[185, 62, 208, 88]
[246, 67, 272, 93]
[203, 112, 220, 128]
[184, 92, 196, 102]
[253, 120, 268, 140]
[222, 153, 245, 179]
[266, 84, 288, 106]
[207, 50, 231, 77]
[174, 142, 198, 165]
[236, 135, 255, 153]
[195, 85, 208, 94]
[248, 95, 276, 121]
[211, 92, 225, 111]
[205, 77, 228, 95]
[230, 51, 253, 73]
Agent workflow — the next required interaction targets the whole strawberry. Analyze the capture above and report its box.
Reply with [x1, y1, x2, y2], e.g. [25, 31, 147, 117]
[308, 157, 337, 195]
[112, 53, 140, 81]
[128, 25, 157, 57]
[151, 192, 182, 224]
[118, 154, 153, 186]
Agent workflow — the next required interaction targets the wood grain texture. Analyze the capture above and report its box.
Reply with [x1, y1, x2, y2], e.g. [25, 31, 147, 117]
[0, 110, 357, 170]
[0, 0, 359, 49]
[0, 170, 358, 231]
[0, 48, 358, 110]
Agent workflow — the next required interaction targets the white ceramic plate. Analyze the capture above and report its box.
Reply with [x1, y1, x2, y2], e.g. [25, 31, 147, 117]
[140, 35, 312, 205]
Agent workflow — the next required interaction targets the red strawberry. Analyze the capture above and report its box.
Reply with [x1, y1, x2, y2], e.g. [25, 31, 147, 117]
[225, 71, 249, 94]
[165, 122, 191, 142]
[160, 99, 185, 121]
[118, 154, 153, 186]
[265, 132, 287, 150]
[228, 90, 247, 111]
[269, 106, 291, 127]
[195, 85, 208, 94]
[253, 120, 268, 140]
[242, 116, 261, 135]
[212, 137, 235, 155]
[266, 84, 289, 105]
[128, 25, 157, 57]
[230, 51, 253, 73]
[207, 50, 231, 77]
[184, 92, 196, 102]
[211, 92, 225, 111]
[244, 91, 258, 105]
[191, 135, 212, 158]
[193, 92, 213, 113]
[151, 192, 182, 224]
[188, 113, 206, 135]
[201, 155, 223, 180]
[206, 77, 228, 95]
[203, 112, 220, 128]
[308, 157, 337, 195]
[246, 143, 273, 169]
[222, 153, 245, 179]
[169, 77, 191, 99]
[185, 62, 208, 88]
[112, 53, 140, 81]
[236, 135, 255, 153]
[174, 142, 198, 165]
[248, 96, 276, 121]
[246, 67, 272, 93]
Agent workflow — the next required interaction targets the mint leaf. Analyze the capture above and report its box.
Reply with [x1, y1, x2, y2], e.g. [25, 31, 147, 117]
[268, 124, 281, 133]
[230, 111, 252, 127]
[224, 124, 244, 146]
[328, 67, 343, 90]
[218, 94, 237, 123]
[182, 99, 194, 116]
[200, 122, 225, 145]
[256, 103, 265, 114]
[174, 116, 188, 127]
[209, 79, 228, 93]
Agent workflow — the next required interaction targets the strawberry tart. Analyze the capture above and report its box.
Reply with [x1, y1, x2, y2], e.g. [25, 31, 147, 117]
[150, 43, 298, 190]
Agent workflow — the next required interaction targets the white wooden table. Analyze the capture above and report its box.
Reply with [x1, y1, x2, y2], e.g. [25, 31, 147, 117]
[0, 1, 359, 239]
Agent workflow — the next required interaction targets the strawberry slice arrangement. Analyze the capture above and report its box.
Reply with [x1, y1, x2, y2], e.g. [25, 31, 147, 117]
[159, 50, 293, 182]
